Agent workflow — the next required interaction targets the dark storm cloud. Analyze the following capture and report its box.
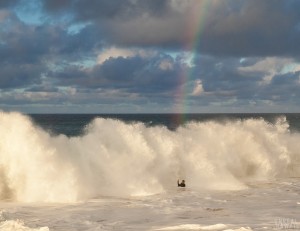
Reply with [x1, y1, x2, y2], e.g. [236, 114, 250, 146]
[263, 71, 300, 101]
[0, 64, 43, 88]
[51, 54, 182, 96]
[193, 56, 260, 94]
[0, 11, 103, 89]
[41, 0, 300, 57]
[27, 85, 59, 92]
[0, 0, 19, 8]
[43, 0, 168, 19]
[1, 0, 300, 112]
[198, 0, 300, 57]
[189, 55, 300, 105]
[42, 0, 185, 48]
[48, 52, 300, 105]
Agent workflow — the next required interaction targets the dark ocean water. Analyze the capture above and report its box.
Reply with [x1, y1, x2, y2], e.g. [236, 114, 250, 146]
[29, 113, 300, 137]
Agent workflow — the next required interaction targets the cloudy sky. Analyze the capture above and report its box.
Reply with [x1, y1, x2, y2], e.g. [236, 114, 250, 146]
[1, 0, 300, 113]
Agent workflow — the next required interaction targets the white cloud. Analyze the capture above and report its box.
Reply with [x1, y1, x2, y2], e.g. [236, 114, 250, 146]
[97, 47, 136, 64]
[238, 57, 291, 73]
[238, 57, 298, 85]
[159, 59, 174, 70]
[59, 87, 77, 96]
[191, 79, 204, 96]
[280, 63, 300, 75]
[22, 92, 60, 101]
[97, 47, 156, 65]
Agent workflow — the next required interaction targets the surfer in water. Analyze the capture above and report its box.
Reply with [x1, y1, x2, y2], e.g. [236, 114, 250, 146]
[177, 179, 186, 187]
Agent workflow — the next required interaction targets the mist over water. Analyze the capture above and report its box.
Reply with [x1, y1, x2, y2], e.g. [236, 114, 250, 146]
[0, 111, 299, 202]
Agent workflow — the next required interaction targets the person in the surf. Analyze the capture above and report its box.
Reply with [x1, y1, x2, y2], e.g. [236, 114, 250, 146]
[177, 179, 185, 187]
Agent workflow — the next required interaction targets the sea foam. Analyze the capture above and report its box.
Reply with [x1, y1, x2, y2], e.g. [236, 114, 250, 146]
[0, 220, 49, 231]
[0, 111, 299, 202]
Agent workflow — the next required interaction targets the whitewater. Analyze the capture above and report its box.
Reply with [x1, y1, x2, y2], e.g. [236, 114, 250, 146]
[0, 112, 299, 230]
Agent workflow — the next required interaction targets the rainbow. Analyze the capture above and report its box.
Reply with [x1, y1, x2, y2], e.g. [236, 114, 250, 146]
[173, 0, 212, 125]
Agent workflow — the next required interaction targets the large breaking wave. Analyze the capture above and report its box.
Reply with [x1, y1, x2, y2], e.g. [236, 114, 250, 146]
[0, 112, 299, 202]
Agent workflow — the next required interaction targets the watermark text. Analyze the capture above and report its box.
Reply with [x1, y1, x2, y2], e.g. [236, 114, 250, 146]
[274, 217, 299, 230]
